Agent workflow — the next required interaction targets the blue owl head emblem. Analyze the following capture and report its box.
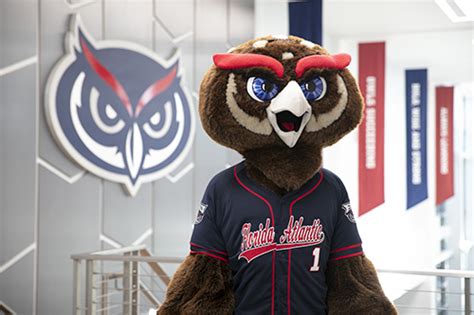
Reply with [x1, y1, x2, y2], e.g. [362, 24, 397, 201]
[45, 15, 195, 196]
[342, 202, 356, 223]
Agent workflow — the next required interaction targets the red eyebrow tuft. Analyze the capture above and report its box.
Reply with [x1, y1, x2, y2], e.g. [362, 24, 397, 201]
[213, 53, 285, 78]
[295, 53, 351, 78]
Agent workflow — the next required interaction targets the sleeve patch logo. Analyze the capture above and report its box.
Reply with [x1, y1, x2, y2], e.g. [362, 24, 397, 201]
[194, 203, 208, 224]
[342, 202, 356, 223]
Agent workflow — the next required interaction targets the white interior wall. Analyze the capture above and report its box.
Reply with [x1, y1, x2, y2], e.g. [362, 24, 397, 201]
[324, 29, 473, 301]
[254, 0, 289, 38]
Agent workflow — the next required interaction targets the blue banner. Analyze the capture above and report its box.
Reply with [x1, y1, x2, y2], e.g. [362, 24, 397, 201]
[289, 0, 323, 45]
[406, 69, 428, 209]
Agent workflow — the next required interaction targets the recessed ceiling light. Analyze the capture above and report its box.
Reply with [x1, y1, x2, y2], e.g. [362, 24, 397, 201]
[436, 0, 474, 22]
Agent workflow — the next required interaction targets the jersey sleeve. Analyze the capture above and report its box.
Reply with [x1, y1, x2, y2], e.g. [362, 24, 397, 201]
[190, 180, 229, 263]
[329, 177, 363, 262]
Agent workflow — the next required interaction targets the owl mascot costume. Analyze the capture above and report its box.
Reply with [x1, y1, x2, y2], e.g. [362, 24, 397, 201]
[158, 36, 397, 315]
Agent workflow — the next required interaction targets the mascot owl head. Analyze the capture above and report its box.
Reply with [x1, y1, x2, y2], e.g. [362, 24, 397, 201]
[199, 36, 363, 192]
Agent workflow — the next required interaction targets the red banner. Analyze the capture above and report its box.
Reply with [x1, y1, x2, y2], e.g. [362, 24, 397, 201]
[358, 42, 385, 216]
[436, 86, 454, 205]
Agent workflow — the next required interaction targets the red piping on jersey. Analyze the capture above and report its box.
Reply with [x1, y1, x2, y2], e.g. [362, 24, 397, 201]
[287, 169, 324, 315]
[190, 251, 229, 263]
[190, 242, 228, 256]
[287, 249, 292, 314]
[330, 243, 362, 254]
[233, 167, 275, 225]
[234, 166, 275, 315]
[329, 251, 364, 262]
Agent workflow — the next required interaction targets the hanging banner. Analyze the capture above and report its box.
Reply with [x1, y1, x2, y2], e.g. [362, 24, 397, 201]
[406, 69, 428, 209]
[289, 0, 323, 45]
[436, 86, 454, 205]
[358, 42, 385, 216]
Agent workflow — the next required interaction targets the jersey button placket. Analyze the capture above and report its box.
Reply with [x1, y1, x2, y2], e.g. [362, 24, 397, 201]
[275, 200, 289, 314]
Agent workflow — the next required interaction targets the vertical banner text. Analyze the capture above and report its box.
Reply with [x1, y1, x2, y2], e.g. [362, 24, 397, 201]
[435, 86, 454, 205]
[406, 69, 428, 209]
[358, 42, 385, 215]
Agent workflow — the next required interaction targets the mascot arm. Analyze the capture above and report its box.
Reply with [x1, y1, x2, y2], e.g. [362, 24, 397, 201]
[157, 254, 234, 315]
[326, 255, 397, 315]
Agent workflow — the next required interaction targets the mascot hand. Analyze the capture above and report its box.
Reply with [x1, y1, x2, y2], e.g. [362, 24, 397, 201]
[326, 255, 397, 315]
[158, 254, 234, 315]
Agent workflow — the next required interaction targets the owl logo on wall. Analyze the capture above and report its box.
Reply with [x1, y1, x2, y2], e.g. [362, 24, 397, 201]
[45, 14, 195, 196]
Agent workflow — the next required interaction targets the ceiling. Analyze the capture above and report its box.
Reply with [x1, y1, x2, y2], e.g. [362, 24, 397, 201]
[324, 0, 474, 37]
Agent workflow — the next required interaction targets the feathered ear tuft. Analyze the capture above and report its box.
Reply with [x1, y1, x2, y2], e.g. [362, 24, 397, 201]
[65, 14, 97, 56]
[169, 58, 181, 80]
[77, 29, 95, 53]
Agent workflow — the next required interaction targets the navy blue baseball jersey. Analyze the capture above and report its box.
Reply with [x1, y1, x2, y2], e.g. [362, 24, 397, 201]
[190, 161, 363, 315]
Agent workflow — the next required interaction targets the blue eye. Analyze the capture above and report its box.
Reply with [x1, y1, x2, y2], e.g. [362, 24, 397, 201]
[247, 77, 279, 102]
[300, 77, 327, 101]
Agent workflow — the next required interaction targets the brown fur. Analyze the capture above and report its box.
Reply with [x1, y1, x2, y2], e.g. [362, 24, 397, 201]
[326, 255, 397, 314]
[160, 36, 396, 314]
[158, 254, 234, 315]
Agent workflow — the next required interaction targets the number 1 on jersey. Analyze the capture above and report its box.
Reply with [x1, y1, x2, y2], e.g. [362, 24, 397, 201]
[310, 247, 321, 272]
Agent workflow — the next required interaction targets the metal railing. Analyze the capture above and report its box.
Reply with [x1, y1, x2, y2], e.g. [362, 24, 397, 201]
[71, 247, 474, 315]
[71, 245, 182, 315]
[378, 268, 474, 314]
